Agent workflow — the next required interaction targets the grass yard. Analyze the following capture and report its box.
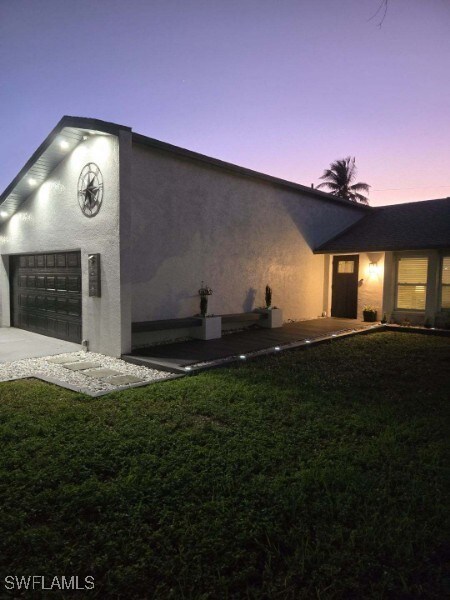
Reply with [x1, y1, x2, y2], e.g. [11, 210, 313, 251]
[0, 331, 449, 599]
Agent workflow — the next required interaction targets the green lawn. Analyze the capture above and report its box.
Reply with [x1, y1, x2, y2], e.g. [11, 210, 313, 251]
[0, 332, 449, 599]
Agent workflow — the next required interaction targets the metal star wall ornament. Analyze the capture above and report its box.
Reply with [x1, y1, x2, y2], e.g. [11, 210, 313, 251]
[77, 163, 103, 218]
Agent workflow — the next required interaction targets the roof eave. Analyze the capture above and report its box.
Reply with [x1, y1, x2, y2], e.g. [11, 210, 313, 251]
[315, 242, 450, 254]
[132, 132, 372, 211]
[0, 116, 131, 206]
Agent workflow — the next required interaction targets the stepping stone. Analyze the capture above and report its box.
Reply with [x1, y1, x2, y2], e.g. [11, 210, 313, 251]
[63, 361, 102, 371]
[103, 374, 145, 385]
[82, 368, 123, 379]
[46, 356, 81, 364]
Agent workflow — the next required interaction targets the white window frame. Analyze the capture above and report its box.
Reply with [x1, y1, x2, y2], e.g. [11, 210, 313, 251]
[395, 255, 428, 311]
[440, 255, 450, 311]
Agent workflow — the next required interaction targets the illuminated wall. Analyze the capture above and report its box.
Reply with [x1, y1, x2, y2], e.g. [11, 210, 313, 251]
[0, 133, 123, 356]
[129, 142, 367, 323]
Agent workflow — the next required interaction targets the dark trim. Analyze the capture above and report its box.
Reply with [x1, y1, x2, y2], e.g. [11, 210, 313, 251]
[316, 242, 450, 254]
[132, 132, 372, 211]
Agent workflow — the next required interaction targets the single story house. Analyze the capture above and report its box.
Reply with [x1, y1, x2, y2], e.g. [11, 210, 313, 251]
[0, 116, 449, 357]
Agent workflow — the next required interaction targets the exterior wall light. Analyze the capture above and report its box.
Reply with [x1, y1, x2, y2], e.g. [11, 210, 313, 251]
[29, 177, 37, 186]
[0, 211, 8, 218]
[60, 140, 69, 150]
[369, 262, 378, 275]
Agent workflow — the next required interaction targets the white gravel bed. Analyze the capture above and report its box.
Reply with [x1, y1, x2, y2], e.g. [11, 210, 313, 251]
[0, 351, 172, 395]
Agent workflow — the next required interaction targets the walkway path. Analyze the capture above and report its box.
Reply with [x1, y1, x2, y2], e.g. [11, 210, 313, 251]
[126, 317, 372, 372]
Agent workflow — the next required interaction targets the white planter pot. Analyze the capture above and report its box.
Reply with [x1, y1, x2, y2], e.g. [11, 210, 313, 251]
[259, 308, 283, 329]
[192, 316, 222, 340]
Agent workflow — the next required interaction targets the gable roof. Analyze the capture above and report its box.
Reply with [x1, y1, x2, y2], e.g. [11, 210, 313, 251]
[0, 116, 129, 217]
[0, 115, 370, 219]
[315, 197, 450, 253]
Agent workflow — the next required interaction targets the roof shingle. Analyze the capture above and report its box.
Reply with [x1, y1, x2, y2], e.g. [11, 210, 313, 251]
[315, 198, 450, 253]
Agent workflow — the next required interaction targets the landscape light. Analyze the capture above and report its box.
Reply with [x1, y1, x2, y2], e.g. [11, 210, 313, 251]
[184, 366, 192, 371]
[0, 211, 8, 218]
[305, 340, 311, 343]
[274, 346, 281, 351]
[239, 354, 246, 359]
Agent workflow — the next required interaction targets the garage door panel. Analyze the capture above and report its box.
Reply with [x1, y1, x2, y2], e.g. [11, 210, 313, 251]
[67, 253, 80, 267]
[67, 276, 81, 292]
[11, 251, 82, 343]
[56, 276, 67, 291]
[56, 254, 66, 268]
[47, 317, 58, 336]
[57, 320, 69, 338]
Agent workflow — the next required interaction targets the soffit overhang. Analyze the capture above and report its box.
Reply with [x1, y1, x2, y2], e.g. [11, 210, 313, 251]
[0, 116, 130, 220]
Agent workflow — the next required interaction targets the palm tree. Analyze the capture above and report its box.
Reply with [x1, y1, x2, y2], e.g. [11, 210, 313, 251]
[317, 156, 370, 204]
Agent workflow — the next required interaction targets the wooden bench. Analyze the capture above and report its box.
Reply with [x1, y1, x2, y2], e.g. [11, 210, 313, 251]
[132, 317, 203, 333]
[221, 312, 262, 324]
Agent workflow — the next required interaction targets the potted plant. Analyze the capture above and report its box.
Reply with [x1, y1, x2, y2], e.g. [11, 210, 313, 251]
[193, 282, 222, 340]
[362, 305, 378, 322]
[265, 284, 272, 309]
[198, 281, 213, 316]
[258, 284, 283, 328]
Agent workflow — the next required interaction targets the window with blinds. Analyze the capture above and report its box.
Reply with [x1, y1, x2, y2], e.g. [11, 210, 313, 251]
[396, 257, 428, 310]
[441, 257, 450, 309]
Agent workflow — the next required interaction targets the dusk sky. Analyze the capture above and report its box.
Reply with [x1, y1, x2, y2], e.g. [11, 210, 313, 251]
[1, 0, 449, 206]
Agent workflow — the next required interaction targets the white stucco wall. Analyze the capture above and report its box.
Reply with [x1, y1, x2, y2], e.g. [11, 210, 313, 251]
[0, 133, 123, 356]
[357, 252, 385, 319]
[130, 144, 366, 323]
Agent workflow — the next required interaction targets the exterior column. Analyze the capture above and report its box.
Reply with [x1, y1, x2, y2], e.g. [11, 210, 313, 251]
[118, 129, 133, 355]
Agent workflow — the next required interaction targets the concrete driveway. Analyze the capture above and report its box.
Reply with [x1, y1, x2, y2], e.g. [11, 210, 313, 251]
[0, 328, 80, 363]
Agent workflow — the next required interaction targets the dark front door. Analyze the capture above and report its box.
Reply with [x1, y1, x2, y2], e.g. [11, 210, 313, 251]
[10, 251, 82, 343]
[331, 255, 359, 318]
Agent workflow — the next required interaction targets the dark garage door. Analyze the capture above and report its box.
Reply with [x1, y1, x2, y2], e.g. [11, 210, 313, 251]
[10, 251, 82, 343]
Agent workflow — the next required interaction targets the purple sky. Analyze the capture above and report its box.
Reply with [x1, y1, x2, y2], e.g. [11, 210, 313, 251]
[1, 0, 449, 206]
